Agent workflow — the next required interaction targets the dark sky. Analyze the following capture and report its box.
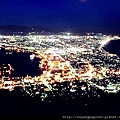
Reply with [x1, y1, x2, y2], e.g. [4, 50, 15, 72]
[0, 0, 120, 32]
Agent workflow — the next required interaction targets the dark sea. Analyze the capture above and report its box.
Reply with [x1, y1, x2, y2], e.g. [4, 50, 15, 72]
[103, 39, 120, 57]
[0, 48, 40, 77]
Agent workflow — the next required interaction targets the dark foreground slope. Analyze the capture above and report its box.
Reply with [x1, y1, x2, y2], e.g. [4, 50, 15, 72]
[0, 88, 120, 117]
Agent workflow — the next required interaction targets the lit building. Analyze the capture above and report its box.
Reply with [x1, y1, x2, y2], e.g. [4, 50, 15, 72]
[0, 64, 14, 77]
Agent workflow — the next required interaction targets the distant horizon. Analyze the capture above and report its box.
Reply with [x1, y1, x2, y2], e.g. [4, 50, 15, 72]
[1, 0, 120, 34]
[0, 24, 120, 35]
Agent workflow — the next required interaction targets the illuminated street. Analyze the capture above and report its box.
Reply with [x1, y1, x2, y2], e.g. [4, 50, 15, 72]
[1, 0, 120, 118]
[0, 33, 120, 117]
[0, 33, 120, 94]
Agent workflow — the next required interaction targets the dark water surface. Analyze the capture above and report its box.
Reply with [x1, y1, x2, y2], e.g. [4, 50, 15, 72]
[103, 39, 120, 57]
[0, 48, 40, 77]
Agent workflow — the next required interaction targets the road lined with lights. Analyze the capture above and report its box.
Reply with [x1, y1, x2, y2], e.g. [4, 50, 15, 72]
[0, 47, 112, 92]
[0, 34, 120, 94]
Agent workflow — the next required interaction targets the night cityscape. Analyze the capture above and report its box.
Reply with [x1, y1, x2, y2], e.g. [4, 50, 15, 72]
[0, 0, 120, 119]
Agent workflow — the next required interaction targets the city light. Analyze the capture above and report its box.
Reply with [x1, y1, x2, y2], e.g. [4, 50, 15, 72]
[0, 33, 120, 98]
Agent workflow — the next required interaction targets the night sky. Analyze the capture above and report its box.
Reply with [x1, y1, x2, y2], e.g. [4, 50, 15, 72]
[0, 0, 120, 32]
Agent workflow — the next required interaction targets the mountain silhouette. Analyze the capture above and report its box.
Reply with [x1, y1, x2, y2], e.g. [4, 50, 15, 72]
[0, 25, 63, 35]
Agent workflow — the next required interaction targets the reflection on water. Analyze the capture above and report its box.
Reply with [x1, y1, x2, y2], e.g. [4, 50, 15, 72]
[0, 48, 41, 77]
